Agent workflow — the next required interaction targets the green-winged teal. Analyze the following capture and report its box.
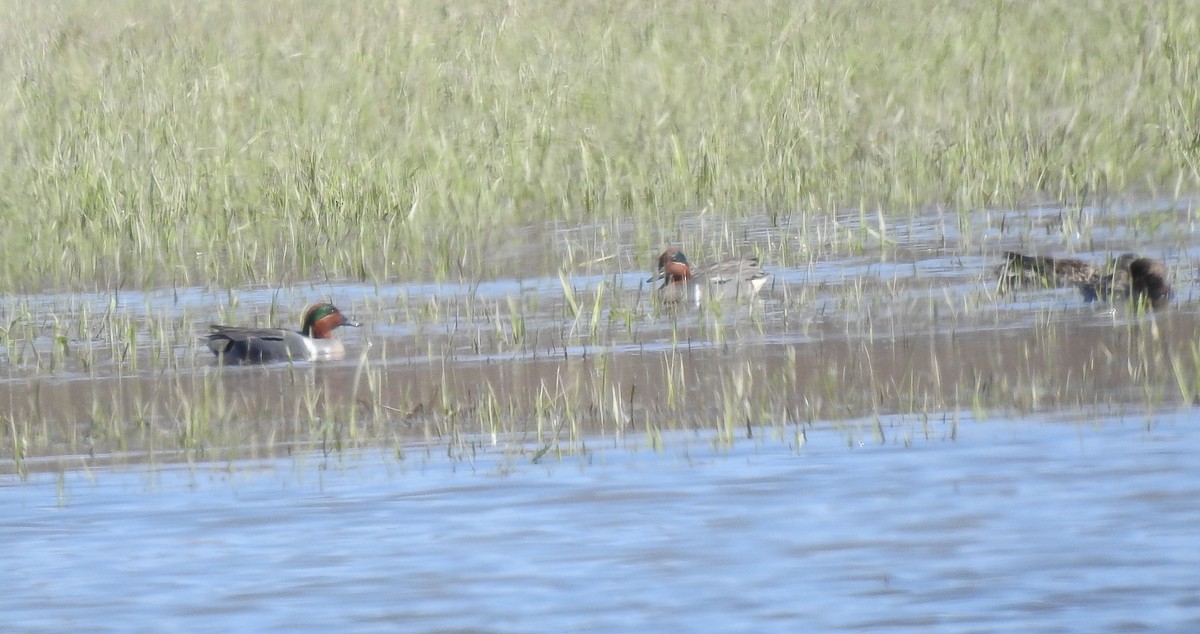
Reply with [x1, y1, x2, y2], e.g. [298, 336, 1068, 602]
[1000, 251, 1172, 311]
[204, 302, 360, 364]
[649, 247, 769, 306]
[994, 251, 1126, 290]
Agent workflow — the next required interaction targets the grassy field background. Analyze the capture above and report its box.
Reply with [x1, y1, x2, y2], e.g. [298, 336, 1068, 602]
[1, 0, 1197, 292]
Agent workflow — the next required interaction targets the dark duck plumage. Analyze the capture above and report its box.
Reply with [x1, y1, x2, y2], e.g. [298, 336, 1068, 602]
[1081, 256, 1172, 311]
[204, 303, 361, 364]
[998, 252, 1172, 311]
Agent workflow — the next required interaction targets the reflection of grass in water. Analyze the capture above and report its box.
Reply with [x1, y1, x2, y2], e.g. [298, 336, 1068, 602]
[2, 1, 1199, 292]
[6, 314, 1200, 476]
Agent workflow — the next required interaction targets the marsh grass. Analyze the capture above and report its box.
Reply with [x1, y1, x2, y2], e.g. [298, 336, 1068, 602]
[4, 290, 1198, 475]
[2, 0, 1199, 292]
[3, 225, 1196, 472]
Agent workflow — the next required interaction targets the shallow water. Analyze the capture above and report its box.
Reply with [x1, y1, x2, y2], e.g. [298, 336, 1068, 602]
[4, 198, 1200, 467]
[3, 410, 1198, 632]
[2, 199, 1200, 630]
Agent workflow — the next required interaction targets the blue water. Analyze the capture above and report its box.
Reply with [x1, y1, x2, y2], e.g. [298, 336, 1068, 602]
[3, 410, 1199, 633]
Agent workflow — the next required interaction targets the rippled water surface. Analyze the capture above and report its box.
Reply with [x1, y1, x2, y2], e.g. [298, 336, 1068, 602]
[4, 410, 1199, 633]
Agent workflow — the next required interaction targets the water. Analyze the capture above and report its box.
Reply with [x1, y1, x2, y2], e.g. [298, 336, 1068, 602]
[4, 410, 1198, 632]
[3, 199, 1199, 630]
[3, 198, 1199, 463]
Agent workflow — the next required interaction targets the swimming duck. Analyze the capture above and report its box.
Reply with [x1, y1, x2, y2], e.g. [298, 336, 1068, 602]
[204, 302, 360, 364]
[1080, 256, 1172, 311]
[649, 247, 769, 305]
[994, 251, 1127, 291]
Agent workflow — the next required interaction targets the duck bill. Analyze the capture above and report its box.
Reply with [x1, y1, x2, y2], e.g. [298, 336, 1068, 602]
[342, 320, 362, 328]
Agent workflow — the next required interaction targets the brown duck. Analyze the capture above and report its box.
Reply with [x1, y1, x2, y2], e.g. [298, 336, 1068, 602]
[995, 251, 1132, 290]
[999, 251, 1172, 310]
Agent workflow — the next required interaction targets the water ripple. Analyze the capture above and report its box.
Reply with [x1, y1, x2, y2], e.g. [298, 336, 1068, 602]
[2, 411, 1199, 631]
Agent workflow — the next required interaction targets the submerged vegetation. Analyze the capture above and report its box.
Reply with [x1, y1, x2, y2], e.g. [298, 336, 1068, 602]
[2, 1, 1200, 473]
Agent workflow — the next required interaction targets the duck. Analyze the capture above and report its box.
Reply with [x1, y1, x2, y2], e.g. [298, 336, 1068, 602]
[648, 247, 769, 306]
[204, 302, 361, 364]
[994, 251, 1128, 291]
[1080, 255, 1172, 311]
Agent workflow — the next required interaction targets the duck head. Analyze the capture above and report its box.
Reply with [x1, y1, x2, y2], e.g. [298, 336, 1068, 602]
[648, 248, 693, 287]
[1128, 257, 1172, 310]
[301, 303, 360, 338]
